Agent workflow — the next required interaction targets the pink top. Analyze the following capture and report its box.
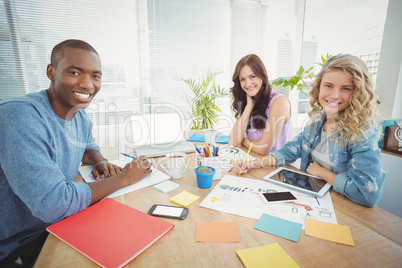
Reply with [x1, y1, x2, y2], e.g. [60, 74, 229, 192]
[245, 90, 293, 154]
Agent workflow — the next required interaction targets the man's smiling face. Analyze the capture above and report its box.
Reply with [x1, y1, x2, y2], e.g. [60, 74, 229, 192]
[47, 47, 102, 119]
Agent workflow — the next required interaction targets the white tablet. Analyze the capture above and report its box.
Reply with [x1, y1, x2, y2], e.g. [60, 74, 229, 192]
[262, 167, 332, 197]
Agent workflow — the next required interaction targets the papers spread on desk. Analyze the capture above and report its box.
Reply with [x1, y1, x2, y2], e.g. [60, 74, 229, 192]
[79, 159, 170, 198]
[199, 175, 337, 229]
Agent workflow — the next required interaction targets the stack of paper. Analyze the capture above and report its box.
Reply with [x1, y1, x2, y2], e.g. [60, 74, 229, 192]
[79, 159, 170, 198]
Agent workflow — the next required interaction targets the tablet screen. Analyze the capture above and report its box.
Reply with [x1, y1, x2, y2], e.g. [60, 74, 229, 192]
[268, 169, 327, 193]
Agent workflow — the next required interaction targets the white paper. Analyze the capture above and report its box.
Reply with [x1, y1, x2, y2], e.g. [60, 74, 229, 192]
[199, 175, 337, 229]
[206, 146, 256, 171]
[79, 159, 170, 198]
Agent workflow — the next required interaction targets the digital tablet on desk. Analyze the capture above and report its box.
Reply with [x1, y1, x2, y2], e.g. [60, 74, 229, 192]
[262, 167, 332, 198]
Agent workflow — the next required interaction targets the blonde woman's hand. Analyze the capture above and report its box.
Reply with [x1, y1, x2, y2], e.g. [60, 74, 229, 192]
[235, 160, 253, 174]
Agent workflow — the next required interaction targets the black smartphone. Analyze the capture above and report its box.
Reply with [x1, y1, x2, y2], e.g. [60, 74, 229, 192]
[262, 192, 297, 202]
[147, 204, 188, 220]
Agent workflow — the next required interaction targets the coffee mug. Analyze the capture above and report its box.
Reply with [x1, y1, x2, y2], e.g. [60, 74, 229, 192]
[160, 152, 187, 179]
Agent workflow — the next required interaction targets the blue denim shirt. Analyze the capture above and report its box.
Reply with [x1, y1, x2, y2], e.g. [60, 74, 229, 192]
[270, 114, 385, 207]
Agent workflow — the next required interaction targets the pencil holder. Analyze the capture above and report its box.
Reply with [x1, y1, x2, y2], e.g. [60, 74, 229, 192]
[197, 155, 222, 180]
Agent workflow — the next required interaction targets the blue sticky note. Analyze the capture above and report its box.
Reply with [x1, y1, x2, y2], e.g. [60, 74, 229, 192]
[187, 134, 229, 144]
[153, 180, 180, 194]
[254, 213, 302, 242]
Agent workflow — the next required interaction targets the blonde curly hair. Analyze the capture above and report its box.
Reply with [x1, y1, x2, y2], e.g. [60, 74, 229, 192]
[308, 54, 381, 145]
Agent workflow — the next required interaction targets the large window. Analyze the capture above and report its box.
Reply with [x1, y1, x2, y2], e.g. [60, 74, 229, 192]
[297, 0, 389, 122]
[0, 0, 390, 158]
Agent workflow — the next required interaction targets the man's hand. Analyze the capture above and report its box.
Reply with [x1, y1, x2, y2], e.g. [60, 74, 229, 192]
[87, 155, 153, 205]
[92, 161, 123, 181]
[120, 156, 152, 186]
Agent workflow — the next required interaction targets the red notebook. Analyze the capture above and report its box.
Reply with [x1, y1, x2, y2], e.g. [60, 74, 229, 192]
[47, 198, 174, 268]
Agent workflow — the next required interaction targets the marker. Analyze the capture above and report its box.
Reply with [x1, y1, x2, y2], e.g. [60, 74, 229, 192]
[239, 143, 253, 175]
[203, 148, 208, 157]
[215, 146, 219, 156]
[206, 145, 211, 158]
[194, 144, 204, 158]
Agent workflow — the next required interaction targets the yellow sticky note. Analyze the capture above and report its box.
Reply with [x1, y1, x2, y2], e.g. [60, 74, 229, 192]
[169, 190, 200, 207]
[305, 218, 355, 246]
[236, 243, 299, 268]
[196, 222, 241, 242]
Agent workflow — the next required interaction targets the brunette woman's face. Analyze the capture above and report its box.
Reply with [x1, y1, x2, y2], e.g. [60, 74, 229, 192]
[239, 65, 262, 97]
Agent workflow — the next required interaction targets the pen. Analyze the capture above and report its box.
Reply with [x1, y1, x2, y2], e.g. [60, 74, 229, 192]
[121, 152, 136, 159]
[216, 146, 219, 156]
[239, 143, 253, 175]
[315, 197, 320, 205]
[121, 153, 152, 165]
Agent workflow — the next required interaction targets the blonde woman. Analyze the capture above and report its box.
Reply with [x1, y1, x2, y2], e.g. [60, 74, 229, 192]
[236, 54, 385, 207]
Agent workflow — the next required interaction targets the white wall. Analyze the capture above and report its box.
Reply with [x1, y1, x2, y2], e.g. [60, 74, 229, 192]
[376, 0, 402, 119]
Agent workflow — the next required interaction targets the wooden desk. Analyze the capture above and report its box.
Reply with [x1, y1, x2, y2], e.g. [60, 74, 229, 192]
[35, 152, 402, 267]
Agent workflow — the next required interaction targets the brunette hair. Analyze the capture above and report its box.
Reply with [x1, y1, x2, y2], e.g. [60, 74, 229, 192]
[230, 54, 272, 130]
[309, 54, 381, 144]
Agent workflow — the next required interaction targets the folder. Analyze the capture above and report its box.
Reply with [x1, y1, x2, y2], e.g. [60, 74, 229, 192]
[47, 198, 174, 268]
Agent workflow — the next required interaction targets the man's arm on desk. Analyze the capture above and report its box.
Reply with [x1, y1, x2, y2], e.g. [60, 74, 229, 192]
[82, 149, 152, 205]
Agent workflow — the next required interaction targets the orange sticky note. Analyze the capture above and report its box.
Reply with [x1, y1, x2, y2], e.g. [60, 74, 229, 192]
[196, 222, 241, 242]
[305, 218, 355, 246]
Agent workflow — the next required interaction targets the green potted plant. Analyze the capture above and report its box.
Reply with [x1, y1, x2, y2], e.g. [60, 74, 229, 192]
[180, 70, 230, 130]
[272, 54, 332, 96]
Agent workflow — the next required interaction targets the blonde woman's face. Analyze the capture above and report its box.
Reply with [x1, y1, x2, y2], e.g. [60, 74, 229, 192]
[239, 65, 262, 97]
[319, 69, 354, 121]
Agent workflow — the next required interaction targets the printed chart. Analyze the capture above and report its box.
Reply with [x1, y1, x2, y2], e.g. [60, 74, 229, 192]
[199, 175, 337, 229]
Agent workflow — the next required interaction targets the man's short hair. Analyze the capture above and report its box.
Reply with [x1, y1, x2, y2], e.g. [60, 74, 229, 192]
[50, 39, 99, 67]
